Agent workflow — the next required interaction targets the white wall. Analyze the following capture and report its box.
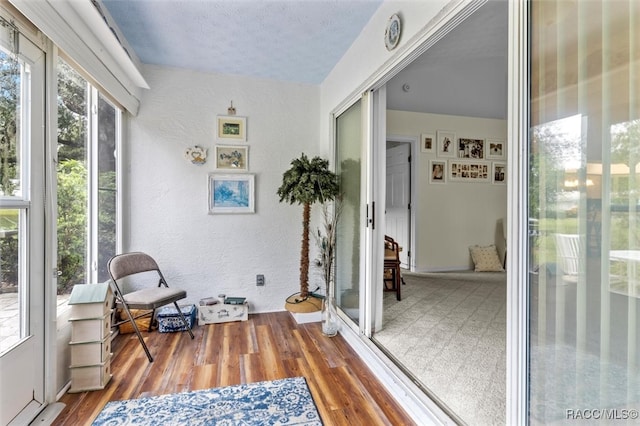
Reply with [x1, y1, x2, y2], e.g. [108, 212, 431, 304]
[122, 0, 463, 314]
[388, 110, 507, 271]
[124, 64, 321, 313]
[320, 0, 449, 124]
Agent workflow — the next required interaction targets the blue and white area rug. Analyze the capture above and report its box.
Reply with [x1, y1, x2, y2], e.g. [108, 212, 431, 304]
[92, 377, 323, 425]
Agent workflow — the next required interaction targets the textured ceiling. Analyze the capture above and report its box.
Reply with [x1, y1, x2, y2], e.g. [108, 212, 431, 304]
[386, 0, 508, 119]
[101, 0, 508, 119]
[101, 0, 382, 85]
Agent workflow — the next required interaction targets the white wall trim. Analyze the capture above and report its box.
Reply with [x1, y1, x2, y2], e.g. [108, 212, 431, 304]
[69, 0, 148, 89]
[9, 0, 145, 114]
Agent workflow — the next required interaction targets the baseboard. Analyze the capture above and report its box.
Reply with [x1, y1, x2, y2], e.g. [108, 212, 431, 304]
[289, 310, 321, 324]
[411, 266, 471, 273]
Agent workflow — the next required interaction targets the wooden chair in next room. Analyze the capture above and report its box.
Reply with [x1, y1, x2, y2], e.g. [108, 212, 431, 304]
[384, 235, 403, 301]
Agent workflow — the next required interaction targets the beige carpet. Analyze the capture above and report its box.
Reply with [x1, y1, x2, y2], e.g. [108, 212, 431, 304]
[373, 270, 507, 426]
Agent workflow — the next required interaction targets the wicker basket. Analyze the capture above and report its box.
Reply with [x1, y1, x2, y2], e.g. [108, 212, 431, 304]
[117, 309, 154, 334]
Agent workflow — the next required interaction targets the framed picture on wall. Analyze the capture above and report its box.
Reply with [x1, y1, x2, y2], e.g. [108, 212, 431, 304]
[492, 162, 506, 184]
[449, 160, 490, 182]
[421, 133, 436, 153]
[214, 145, 249, 171]
[208, 173, 255, 214]
[486, 138, 506, 159]
[429, 159, 447, 183]
[457, 138, 485, 159]
[436, 130, 455, 157]
[216, 115, 247, 142]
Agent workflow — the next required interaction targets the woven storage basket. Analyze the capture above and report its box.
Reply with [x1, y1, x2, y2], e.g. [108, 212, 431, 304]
[117, 309, 154, 334]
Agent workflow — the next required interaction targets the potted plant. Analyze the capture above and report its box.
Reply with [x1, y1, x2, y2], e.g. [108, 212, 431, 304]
[277, 153, 339, 313]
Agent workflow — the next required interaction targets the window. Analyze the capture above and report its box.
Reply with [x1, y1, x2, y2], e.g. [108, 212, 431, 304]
[56, 58, 120, 301]
[0, 47, 26, 353]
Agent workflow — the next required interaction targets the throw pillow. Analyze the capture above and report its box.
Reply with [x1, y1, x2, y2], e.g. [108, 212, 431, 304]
[469, 244, 505, 272]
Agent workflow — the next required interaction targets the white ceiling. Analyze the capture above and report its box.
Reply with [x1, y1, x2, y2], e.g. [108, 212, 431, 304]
[101, 0, 508, 119]
[101, 0, 382, 85]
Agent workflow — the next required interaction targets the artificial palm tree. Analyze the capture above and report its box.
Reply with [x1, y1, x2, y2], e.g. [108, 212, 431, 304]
[277, 153, 339, 299]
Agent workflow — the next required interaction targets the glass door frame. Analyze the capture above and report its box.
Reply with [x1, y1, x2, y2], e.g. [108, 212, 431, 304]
[331, 90, 376, 336]
[506, 0, 529, 424]
[328, 0, 530, 423]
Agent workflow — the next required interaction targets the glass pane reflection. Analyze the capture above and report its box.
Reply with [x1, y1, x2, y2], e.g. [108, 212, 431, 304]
[529, 1, 640, 422]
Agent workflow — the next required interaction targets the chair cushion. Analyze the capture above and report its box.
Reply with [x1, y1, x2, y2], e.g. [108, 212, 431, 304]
[384, 249, 398, 260]
[121, 287, 187, 309]
[469, 244, 505, 272]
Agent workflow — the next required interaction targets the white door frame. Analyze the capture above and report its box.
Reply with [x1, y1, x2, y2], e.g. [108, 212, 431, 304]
[386, 134, 417, 272]
[0, 25, 48, 426]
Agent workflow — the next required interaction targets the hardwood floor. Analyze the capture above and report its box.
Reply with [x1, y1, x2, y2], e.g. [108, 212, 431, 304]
[53, 312, 415, 425]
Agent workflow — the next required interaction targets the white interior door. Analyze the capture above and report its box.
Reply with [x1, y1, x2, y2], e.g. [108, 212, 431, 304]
[385, 144, 410, 267]
[0, 29, 47, 425]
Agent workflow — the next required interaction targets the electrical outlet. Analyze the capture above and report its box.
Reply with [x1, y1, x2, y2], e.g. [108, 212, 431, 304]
[256, 274, 265, 286]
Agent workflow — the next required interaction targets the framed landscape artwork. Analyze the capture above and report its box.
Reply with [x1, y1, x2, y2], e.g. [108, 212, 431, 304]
[208, 173, 255, 214]
[216, 115, 247, 142]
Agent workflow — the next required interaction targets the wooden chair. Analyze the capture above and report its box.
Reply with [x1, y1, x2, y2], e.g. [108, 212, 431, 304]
[384, 235, 402, 301]
[108, 252, 194, 362]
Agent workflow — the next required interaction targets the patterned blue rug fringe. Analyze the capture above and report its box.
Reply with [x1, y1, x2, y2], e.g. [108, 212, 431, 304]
[92, 376, 323, 425]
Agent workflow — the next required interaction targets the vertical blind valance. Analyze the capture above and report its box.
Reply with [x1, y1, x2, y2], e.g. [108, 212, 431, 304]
[8, 0, 148, 115]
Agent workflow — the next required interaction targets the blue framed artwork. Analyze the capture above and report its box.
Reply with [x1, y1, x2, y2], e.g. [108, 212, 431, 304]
[208, 174, 255, 214]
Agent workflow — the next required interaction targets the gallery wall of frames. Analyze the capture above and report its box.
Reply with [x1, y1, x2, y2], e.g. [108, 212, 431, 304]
[420, 131, 506, 185]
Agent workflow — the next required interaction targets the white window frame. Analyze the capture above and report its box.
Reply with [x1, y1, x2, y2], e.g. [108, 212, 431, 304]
[86, 87, 122, 281]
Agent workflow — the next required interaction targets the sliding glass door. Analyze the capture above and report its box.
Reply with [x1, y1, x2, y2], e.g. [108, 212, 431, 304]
[528, 0, 640, 422]
[335, 100, 364, 325]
